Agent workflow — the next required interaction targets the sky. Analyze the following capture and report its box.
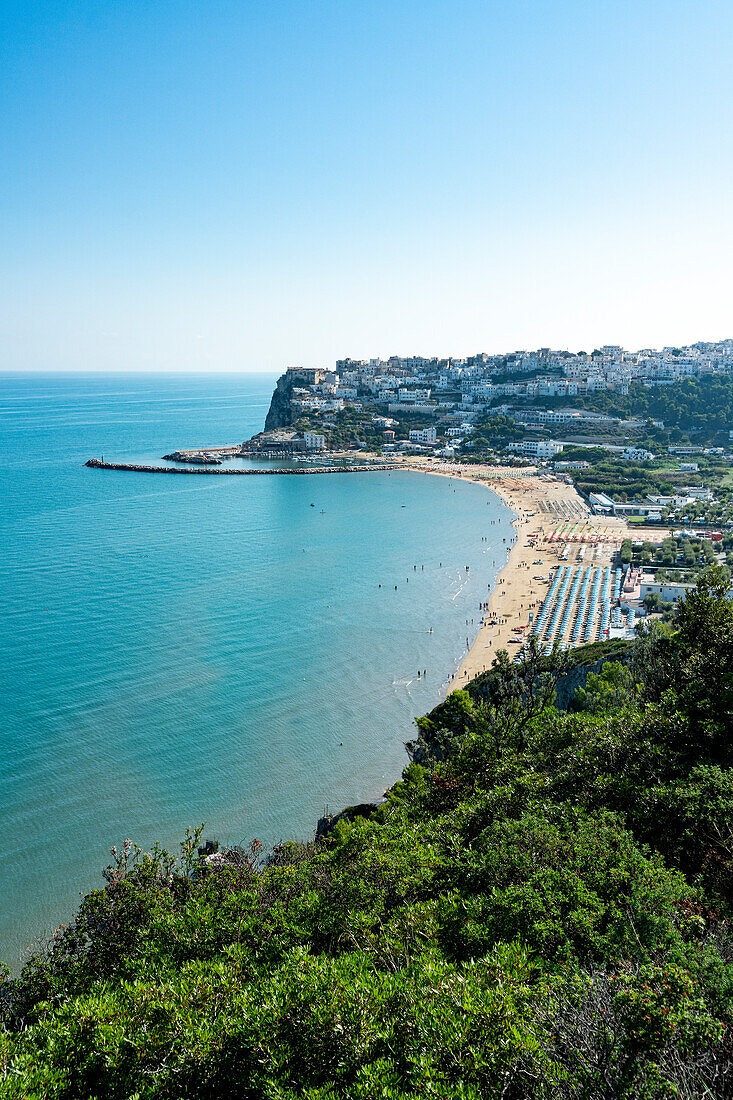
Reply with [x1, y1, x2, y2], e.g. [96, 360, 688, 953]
[1, 0, 732, 372]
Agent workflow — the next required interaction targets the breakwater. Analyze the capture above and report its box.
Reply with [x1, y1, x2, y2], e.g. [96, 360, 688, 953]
[85, 458, 402, 475]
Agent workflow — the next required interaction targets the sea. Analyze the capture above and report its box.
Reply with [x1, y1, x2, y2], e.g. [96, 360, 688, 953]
[0, 372, 516, 967]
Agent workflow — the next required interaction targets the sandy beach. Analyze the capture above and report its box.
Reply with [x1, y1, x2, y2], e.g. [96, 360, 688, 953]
[400, 458, 630, 690]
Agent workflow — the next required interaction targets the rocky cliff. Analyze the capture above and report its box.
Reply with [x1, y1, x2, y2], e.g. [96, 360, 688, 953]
[264, 373, 296, 431]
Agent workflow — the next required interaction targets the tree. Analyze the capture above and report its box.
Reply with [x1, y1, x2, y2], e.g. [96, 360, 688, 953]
[573, 660, 635, 713]
[672, 568, 733, 763]
[661, 538, 676, 567]
[458, 637, 570, 767]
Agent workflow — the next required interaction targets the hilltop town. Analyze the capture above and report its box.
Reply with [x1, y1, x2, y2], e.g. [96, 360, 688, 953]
[248, 340, 733, 530]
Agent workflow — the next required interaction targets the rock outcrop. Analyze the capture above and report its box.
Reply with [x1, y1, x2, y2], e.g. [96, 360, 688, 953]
[162, 452, 222, 464]
[264, 373, 296, 431]
[316, 803, 379, 840]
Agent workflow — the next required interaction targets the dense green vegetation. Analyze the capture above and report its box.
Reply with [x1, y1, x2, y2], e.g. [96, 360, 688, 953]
[459, 413, 522, 454]
[520, 375, 733, 442]
[2, 574, 733, 1097]
[295, 406, 448, 451]
[584, 375, 733, 439]
[620, 534, 730, 575]
[570, 458, 678, 503]
[295, 404, 386, 450]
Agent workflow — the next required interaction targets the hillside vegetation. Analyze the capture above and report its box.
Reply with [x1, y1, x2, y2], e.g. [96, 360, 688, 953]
[2, 572, 733, 1098]
[530, 374, 733, 438]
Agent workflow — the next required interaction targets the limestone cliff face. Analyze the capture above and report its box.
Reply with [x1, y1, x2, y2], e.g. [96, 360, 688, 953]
[264, 373, 296, 431]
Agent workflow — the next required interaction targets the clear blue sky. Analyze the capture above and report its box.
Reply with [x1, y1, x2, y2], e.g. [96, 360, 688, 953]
[2, 0, 732, 370]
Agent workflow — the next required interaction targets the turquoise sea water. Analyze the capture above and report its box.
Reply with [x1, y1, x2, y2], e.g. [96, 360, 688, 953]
[0, 372, 515, 966]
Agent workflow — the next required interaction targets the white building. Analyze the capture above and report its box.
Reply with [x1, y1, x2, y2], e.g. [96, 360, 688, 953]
[589, 492, 616, 514]
[388, 403, 437, 416]
[621, 447, 654, 461]
[409, 426, 437, 445]
[638, 574, 695, 604]
[680, 486, 714, 501]
[506, 440, 564, 458]
[304, 432, 326, 451]
[398, 388, 432, 403]
[515, 409, 617, 427]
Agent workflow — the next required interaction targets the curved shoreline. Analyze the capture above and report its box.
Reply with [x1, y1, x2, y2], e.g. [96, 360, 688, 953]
[85, 453, 622, 690]
[404, 465, 531, 689]
[85, 450, 628, 782]
[400, 460, 628, 689]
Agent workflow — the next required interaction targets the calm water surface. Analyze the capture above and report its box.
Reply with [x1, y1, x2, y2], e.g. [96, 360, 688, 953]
[0, 372, 515, 965]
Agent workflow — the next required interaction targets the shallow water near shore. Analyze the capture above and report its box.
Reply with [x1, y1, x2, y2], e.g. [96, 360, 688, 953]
[0, 372, 515, 966]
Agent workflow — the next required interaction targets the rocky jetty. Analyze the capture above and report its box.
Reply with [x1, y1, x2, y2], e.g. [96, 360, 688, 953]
[85, 459, 400, 475]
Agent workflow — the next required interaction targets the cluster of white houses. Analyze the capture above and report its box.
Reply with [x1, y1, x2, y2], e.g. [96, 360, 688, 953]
[285, 340, 732, 446]
[332, 339, 733, 400]
[282, 342, 733, 465]
[501, 440, 656, 462]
